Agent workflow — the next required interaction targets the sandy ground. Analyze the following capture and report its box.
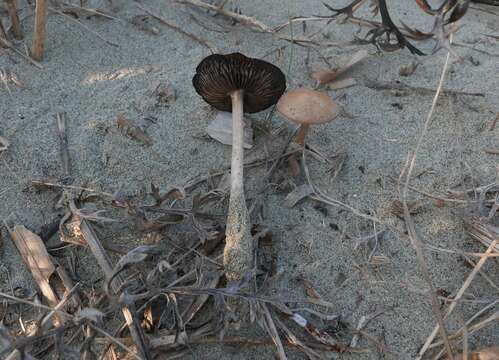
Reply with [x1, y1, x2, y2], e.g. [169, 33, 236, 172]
[1, 0, 498, 359]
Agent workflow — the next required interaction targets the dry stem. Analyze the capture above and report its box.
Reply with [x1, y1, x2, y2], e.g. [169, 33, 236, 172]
[6, 0, 23, 39]
[31, 0, 47, 61]
[400, 35, 454, 360]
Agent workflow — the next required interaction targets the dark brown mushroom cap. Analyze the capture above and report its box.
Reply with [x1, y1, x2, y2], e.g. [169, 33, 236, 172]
[192, 52, 286, 113]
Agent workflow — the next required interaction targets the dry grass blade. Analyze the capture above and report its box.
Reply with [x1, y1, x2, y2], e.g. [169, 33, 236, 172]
[49, 6, 119, 47]
[261, 303, 287, 360]
[0, 35, 43, 68]
[272, 315, 323, 359]
[56, 112, 71, 178]
[465, 219, 499, 253]
[418, 240, 498, 358]
[400, 35, 454, 360]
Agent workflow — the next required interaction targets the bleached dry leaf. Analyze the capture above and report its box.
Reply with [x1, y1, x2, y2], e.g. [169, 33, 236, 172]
[284, 185, 313, 208]
[399, 62, 419, 77]
[75, 308, 104, 324]
[206, 111, 253, 149]
[149, 80, 176, 107]
[311, 49, 368, 85]
[328, 77, 357, 90]
[453, 347, 499, 360]
[117, 113, 153, 146]
[8, 225, 63, 325]
[130, 15, 160, 35]
[0, 136, 9, 152]
[0, 69, 23, 94]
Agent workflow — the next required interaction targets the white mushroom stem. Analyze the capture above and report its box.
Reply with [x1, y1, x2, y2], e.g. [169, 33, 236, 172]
[224, 89, 253, 283]
[229, 90, 245, 197]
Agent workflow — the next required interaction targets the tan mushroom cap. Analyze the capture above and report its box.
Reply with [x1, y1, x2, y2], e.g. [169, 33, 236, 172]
[277, 88, 339, 125]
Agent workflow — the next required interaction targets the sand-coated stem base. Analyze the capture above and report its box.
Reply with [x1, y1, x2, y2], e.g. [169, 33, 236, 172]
[224, 90, 254, 286]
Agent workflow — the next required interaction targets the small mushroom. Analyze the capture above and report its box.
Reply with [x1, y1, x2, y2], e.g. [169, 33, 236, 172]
[193, 52, 285, 282]
[277, 87, 339, 146]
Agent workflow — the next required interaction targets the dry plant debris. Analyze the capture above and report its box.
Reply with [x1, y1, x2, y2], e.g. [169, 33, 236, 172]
[116, 113, 153, 146]
[206, 111, 254, 149]
[1, 0, 497, 358]
[311, 49, 368, 86]
[0, 135, 9, 152]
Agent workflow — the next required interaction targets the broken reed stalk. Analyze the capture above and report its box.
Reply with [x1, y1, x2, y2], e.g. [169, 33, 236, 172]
[6, 0, 23, 40]
[31, 0, 48, 61]
[77, 217, 153, 360]
[401, 35, 454, 360]
[224, 89, 253, 283]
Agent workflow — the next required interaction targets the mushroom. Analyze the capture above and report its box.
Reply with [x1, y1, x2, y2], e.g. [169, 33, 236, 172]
[193, 52, 286, 282]
[277, 88, 339, 146]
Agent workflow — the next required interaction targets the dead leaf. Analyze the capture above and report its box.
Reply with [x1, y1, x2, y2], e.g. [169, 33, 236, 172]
[284, 185, 314, 208]
[0, 136, 9, 152]
[311, 50, 368, 85]
[206, 111, 253, 149]
[117, 113, 153, 146]
[297, 276, 323, 300]
[398, 62, 419, 76]
[150, 183, 186, 205]
[130, 15, 160, 35]
[149, 80, 176, 107]
[75, 308, 104, 324]
[108, 245, 160, 285]
[182, 270, 222, 324]
[484, 148, 499, 155]
[328, 77, 357, 90]
[452, 347, 499, 360]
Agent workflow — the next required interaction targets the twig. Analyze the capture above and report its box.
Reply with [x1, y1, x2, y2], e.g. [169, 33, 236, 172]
[56, 112, 71, 178]
[30, 179, 113, 197]
[400, 35, 454, 360]
[31, 0, 48, 61]
[6, 0, 23, 40]
[49, 6, 119, 47]
[138, 4, 217, 53]
[363, 79, 484, 97]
